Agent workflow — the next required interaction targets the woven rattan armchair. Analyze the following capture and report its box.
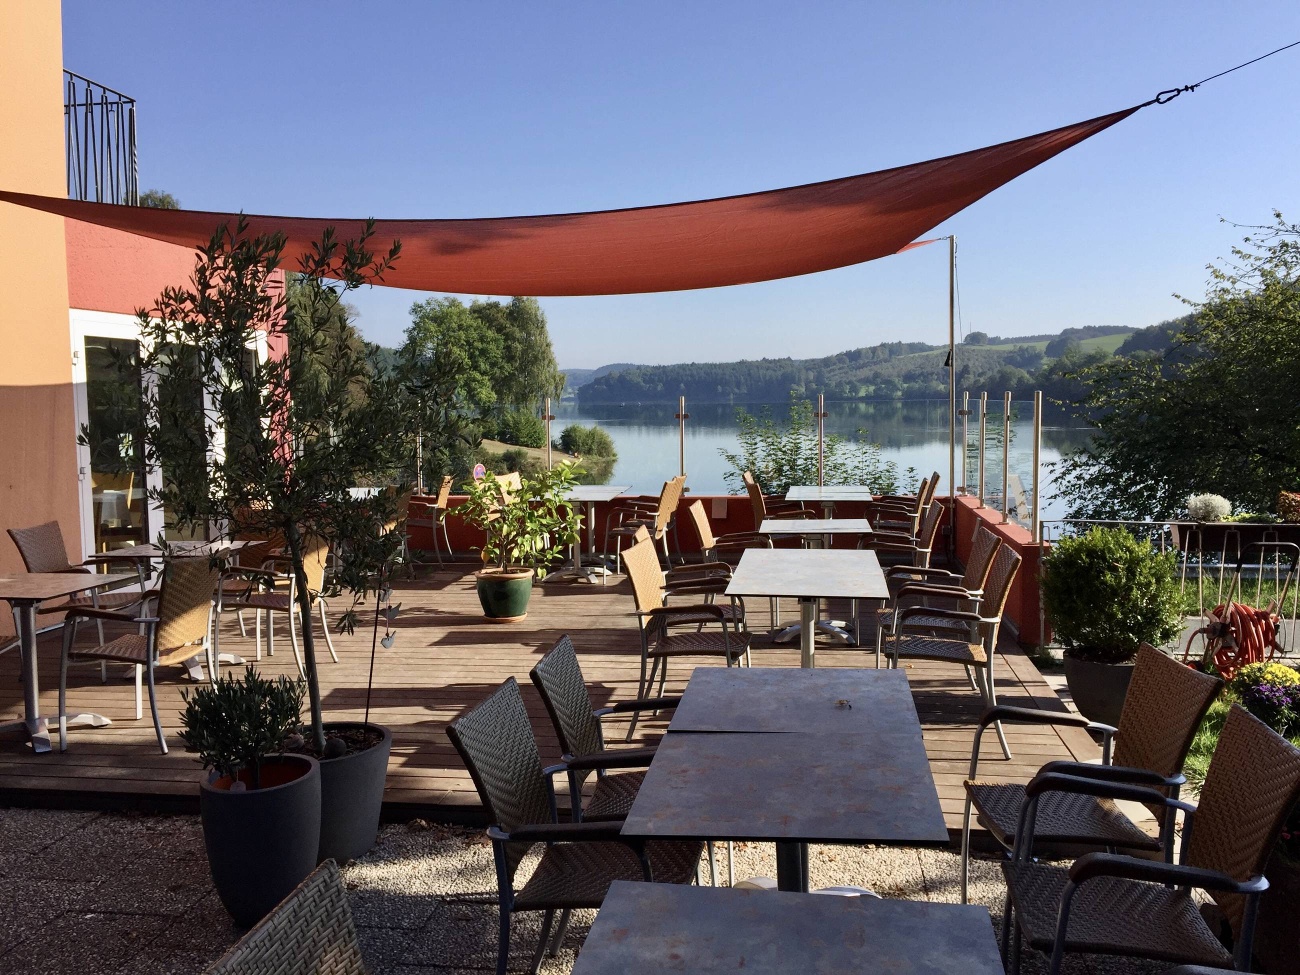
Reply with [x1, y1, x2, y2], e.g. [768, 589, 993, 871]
[621, 534, 752, 737]
[741, 470, 815, 524]
[886, 544, 1022, 758]
[678, 499, 779, 628]
[1001, 705, 1300, 975]
[205, 859, 367, 975]
[866, 471, 938, 536]
[447, 678, 704, 975]
[408, 474, 454, 566]
[59, 557, 219, 753]
[959, 643, 1222, 902]
[230, 537, 337, 677]
[605, 475, 685, 569]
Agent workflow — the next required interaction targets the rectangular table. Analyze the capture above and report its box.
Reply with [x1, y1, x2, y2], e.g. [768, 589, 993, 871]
[786, 484, 878, 516]
[621, 730, 947, 891]
[668, 667, 916, 735]
[0, 573, 133, 752]
[546, 484, 631, 584]
[759, 517, 873, 549]
[726, 549, 887, 667]
[573, 882, 1005, 975]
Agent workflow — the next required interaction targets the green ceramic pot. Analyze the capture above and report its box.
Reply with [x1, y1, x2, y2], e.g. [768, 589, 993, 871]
[475, 568, 535, 622]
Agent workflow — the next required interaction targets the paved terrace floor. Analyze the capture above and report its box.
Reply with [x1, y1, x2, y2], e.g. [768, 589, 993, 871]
[0, 566, 1100, 837]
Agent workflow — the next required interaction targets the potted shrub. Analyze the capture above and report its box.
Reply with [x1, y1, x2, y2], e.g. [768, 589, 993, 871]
[458, 462, 583, 621]
[1041, 526, 1182, 725]
[181, 667, 319, 927]
[130, 219, 403, 867]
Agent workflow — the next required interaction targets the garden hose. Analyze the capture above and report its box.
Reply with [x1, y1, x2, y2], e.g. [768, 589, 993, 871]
[1183, 601, 1282, 680]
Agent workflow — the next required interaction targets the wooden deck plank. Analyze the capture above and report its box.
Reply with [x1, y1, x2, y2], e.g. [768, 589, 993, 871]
[0, 569, 1100, 838]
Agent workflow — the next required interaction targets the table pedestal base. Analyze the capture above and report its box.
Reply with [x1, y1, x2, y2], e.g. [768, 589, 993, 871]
[775, 841, 809, 892]
[0, 711, 112, 753]
[182, 651, 245, 682]
[774, 598, 856, 667]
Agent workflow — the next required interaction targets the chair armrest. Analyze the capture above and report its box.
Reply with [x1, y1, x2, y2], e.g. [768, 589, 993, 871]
[896, 605, 980, 625]
[556, 746, 659, 772]
[872, 542, 923, 556]
[646, 603, 726, 622]
[59, 566, 97, 575]
[58, 606, 140, 624]
[714, 531, 770, 546]
[888, 566, 963, 582]
[497, 821, 631, 844]
[977, 705, 1091, 731]
[765, 508, 818, 520]
[663, 580, 728, 597]
[1038, 761, 1184, 789]
[594, 695, 681, 717]
[1025, 771, 1174, 807]
[894, 583, 973, 601]
[665, 564, 731, 581]
[1068, 852, 1267, 895]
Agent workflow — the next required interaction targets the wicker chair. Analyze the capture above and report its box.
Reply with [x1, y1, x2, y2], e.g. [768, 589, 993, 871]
[59, 557, 219, 753]
[886, 544, 1022, 758]
[1001, 705, 1300, 975]
[232, 537, 337, 677]
[959, 643, 1222, 901]
[621, 534, 752, 737]
[408, 474, 454, 566]
[866, 471, 938, 536]
[205, 859, 367, 975]
[679, 499, 779, 628]
[447, 678, 704, 975]
[605, 475, 685, 569]
[741, 470, 814, 524]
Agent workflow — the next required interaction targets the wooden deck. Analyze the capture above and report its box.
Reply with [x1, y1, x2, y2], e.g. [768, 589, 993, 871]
[0, 567, 1100, 838]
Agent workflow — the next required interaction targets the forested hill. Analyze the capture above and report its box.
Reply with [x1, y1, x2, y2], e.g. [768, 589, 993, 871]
[575, 325, 1135, 405]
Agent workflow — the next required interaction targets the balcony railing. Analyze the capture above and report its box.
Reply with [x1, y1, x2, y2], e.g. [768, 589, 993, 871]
[64, 70, 137, 205]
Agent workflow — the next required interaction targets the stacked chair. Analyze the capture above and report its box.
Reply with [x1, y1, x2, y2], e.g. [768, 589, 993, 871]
[741, 470, 814, 524]
[679, 499, 779, 629]
[605, 475, 685, 569]
[228, 536, 337, 677]
[866, 471, 939, 537]
[407, 474, 454, 566]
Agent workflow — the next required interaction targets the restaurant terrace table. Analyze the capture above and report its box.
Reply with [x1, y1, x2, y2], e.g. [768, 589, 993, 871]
[0, 572, 132, 752]
[726, 548, 887, 666]
[573, 882, 1005, 975]
[546, 484, 630, 584]
[786, 483, 878, 516]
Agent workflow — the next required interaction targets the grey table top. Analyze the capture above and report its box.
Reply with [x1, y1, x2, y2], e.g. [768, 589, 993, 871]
[759, 518, 874, 536]
[573, 882, 1005, 975]
[0, 573, 134, 603]
[668, 667, 921, 735]
[725, 548, 888, 601]
[84, 540, 251, 562]
[786, 484, 878, 502]
[620, 729, 948, 845]
[564, 485, 631, 502]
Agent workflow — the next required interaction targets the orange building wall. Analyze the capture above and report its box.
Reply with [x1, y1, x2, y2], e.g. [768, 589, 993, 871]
[0, 5, 80, 636]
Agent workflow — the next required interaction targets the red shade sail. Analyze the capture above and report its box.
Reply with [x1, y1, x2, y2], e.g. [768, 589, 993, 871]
[1, 106, 1138, 297]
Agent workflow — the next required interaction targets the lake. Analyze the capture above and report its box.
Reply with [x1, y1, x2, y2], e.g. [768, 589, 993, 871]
[552, 399, 1090, 526]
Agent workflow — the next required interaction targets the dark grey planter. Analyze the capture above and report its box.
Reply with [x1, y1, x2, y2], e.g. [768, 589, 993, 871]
[199, 753, 321, 928]
[318, 722, 393, 864]
[1063, 655, 1135, 727]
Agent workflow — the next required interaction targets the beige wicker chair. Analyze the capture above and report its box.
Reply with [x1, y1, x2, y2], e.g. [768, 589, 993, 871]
[59, 557, 219, 753]
[447, 677, 704, 975]
[233, 537, 337, 677]
[1001, 705, 1300, 974]
[606, 475, 685, 568]
[741, 470, 814, 525]
[408, 474, 454, 565]
[959, 643, 1222, 901]
[886, 543, 1022, 758]
[678, 499, 778, 628]
[866, 471, 938, 536]
[204, 859, 367, 975]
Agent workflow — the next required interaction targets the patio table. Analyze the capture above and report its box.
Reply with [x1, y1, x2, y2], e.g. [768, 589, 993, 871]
[0, 572, 132, 752]
[573, 881, 1004, 975]
[726, 548, 887, 666]
[546, 484, 630, 584]
[620, 728, 947, 892]
[786, 483, 877, 517]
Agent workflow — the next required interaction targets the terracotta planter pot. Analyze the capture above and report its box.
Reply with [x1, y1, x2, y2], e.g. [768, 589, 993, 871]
[199, 754, 321, 928]
[318, 722, 393, 865]
[1256, 849, 1300, 975]
[475, 567, 535, 622]
[1063, 655, 1135, 727]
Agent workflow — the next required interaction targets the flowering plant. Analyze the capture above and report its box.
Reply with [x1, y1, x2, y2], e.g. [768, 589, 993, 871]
[1231, 661, 1300, 694]
[1186, 493, 1232, 522]
[1240, 682, 1300, 739]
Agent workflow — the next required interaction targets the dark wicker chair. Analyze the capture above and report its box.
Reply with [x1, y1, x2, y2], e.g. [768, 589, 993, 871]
[886, 543, 1022, 758]
[204, 859, 367, 974]
[866, 471, 939, 536]
[447, 678, 704, 975]
[959, 643, 1222, 901]
[1001, 705, 1300, 974]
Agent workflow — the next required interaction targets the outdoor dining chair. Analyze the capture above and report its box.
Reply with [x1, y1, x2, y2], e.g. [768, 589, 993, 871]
[866, 471, 939, 537]
[1000, 705, 1300, 975]
[204, 859, 368, 975]
[58, 556, 219, 754]
[959, 643, 1222, 902]
[408, 474, 454, 566]
[446, 677, 705, 975]
[231, 536, 337, 677]
[605, 474, 685, 569]
[741, 470, 815, 525]
[886, 544, 1022, 758]
[621, 533, 752, 737]
[681, 499, 779, 628]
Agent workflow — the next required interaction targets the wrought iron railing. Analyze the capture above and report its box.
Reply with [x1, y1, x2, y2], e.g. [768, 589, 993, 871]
[64, 70, 137, 205]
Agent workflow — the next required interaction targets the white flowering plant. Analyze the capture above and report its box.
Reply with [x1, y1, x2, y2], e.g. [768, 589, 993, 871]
[1187, 493, 1232, 522]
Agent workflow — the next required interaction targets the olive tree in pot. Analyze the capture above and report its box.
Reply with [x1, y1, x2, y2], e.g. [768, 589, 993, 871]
[1041, 526, 1183, 725]
[458, 463, 583, 621]
[181, 667, 318, 927]
[132, 218, 404, 866]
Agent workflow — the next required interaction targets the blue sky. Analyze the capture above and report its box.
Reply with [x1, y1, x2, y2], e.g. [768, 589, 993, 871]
[62, 1, 1300, 368]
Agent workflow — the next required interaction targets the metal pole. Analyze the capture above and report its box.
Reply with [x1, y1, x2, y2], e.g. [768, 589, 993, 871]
[947, 236, 957, 553]
[415, 430, 424, 494]
[977, 392, 987, 508]
[959, 391, 970, 494]
[815, 393, 827, 486]
[1001, 391, 1012, 525]
[675, 395, 688, 479]
[543, 396, 554, 469]
[1031, 390, 1042, 540]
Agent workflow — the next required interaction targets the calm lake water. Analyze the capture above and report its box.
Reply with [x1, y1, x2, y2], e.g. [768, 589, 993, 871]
[553, 399, 1090, 525]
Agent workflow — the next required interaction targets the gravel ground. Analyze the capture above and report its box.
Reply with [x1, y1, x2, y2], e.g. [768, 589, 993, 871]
[0, 808, 1176, 975]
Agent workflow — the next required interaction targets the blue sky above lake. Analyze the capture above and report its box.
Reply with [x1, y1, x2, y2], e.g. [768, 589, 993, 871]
[62, 1, 1300, 367]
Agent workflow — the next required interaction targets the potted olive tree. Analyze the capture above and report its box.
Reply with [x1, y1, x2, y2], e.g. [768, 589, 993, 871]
[133, 218, 404, 866]
[458, 462, 583, 621]
[1041, 526, 1183, 725]
[180, 667, 317, 926]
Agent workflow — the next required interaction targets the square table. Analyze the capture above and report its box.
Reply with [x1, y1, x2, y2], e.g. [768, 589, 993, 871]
[546, 484, 631, 584]
[759, 517, 873, 549]
[786, 483, 878, 516]
[620, 729, 947, 891]
[0, 573, 133, 752]
[573, 882, 1005, 975]
[668, 667, 916, 735]
[726, 549, 887, 667]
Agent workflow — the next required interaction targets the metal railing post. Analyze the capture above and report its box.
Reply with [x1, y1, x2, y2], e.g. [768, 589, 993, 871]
[815, 393, 827, 486]
[675, 395, 688, 480]
[543, 396, 554, 469]
[959, 391, 970, 493]
[1001, 391, 1012, 525]
[1031, 390, 1042, 540]
[977, 392, 987, 508]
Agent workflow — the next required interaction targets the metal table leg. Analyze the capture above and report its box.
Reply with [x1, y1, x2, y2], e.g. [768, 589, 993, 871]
[775, 841, 810, 892]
